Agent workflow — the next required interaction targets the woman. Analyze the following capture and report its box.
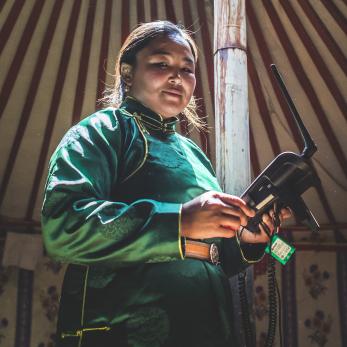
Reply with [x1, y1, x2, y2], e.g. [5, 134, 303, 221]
[42, 21, 290, 347]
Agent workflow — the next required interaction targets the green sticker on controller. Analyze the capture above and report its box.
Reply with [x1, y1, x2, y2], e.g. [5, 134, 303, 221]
[265, 234, 295, 265]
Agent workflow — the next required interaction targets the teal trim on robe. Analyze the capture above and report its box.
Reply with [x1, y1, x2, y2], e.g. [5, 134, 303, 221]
[41, 97, 266, 347]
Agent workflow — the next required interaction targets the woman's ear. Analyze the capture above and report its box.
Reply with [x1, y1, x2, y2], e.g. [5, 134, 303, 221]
[120, 63, 133, 87]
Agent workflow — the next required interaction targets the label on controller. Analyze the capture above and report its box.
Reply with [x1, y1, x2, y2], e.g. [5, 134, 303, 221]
[265, 234, 295, 265]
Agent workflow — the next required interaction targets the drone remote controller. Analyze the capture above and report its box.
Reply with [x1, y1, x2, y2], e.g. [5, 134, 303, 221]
[241, 65, 320, 233]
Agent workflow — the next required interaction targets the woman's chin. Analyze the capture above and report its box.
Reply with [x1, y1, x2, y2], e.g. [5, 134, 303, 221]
[159, 101, 187, 118]
[160, 108, 182, 118]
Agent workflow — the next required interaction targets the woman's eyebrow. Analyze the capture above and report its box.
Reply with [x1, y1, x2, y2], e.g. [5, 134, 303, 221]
[149, 49, 194, 64]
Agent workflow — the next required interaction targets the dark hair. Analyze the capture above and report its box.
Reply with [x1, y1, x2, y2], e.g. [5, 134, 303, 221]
[102, 20, 204, 129]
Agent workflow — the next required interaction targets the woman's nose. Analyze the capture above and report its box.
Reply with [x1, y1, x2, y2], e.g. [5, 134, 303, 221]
[168, 70, 182, 84]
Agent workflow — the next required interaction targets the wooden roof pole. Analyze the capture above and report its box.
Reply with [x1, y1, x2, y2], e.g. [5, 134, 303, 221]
[214, 0, 250, 195]
[214, 1, 255, 346]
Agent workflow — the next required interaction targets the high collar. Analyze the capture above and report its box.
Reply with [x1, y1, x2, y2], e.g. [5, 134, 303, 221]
[120, 96, 179, 135]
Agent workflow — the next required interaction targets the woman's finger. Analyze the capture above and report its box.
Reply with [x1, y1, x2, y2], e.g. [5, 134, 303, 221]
[213, 192, 246, 206]
[239, 225, 278, 243]
[218, 225, 237, 238]
[257, 224, 272, 242]
[219, 214, 242, 229]
[262, 213, 274, 232]
[215, 193, 255, 218]
[204, 199, 248, 226]
[219, 206, 241, 216]
[219, 208, 249, 227]
[280, 208, 292, 219]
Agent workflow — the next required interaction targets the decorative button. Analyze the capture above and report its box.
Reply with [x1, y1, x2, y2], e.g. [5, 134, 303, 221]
[209, 243, 220, 265]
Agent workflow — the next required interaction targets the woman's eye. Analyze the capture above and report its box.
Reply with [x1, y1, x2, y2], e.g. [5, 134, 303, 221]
[153, 62, 168, 69]
[182, 67, 193, 74]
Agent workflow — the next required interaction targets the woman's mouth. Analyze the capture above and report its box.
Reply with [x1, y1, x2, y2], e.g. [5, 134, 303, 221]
[163, 89, 182, 97]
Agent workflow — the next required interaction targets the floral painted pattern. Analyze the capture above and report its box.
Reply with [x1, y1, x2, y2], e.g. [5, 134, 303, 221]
[43, 260, 63, 275]
[254, 285, 268, 321]
[39, 286, 59, 322]
[303, 264, 330, 299]
[304, 310, 332, 346]
[36, 333, 56, 347]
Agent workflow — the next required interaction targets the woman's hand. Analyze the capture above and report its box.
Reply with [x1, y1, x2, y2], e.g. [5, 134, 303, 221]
[181, 191, 255, 240]
[239, 207, 292, 244]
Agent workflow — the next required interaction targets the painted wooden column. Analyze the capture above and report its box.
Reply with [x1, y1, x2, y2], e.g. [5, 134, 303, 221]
[214, 0, 250, 194]
[214, 1, 255, 346]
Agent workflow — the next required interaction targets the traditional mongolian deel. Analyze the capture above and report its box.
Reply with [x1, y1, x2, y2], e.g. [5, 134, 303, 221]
[41, 97, 266, 347]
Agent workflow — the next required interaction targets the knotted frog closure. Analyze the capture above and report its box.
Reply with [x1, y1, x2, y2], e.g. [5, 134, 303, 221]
[121, 96, 179, 135]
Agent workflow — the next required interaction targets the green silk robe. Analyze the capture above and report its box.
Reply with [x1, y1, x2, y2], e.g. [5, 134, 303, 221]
[41, 97, 265, 347]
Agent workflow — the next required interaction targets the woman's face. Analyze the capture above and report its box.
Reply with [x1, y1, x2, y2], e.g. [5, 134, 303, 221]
[127, 34, 196, 118]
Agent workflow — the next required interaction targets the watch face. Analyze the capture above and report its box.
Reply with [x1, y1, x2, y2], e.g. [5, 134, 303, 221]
[209, 243, 220, 265]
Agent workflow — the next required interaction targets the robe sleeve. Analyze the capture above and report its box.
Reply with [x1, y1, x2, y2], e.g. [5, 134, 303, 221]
[41, 111, 184, 268]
